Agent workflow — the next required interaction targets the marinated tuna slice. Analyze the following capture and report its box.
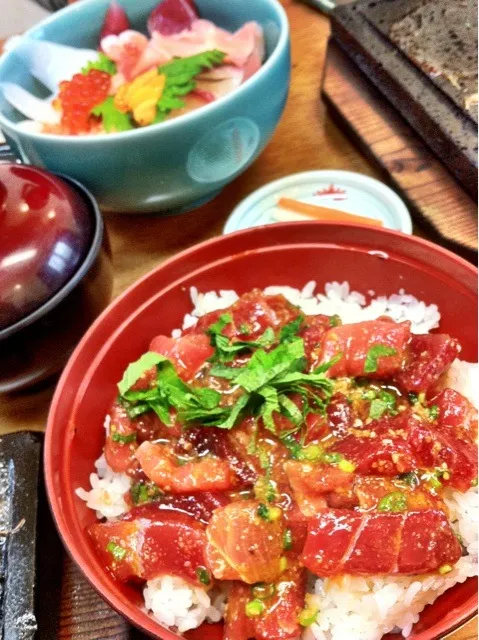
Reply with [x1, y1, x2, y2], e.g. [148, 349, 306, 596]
[302, 509, 461, 576]
[301, 314, 340, 367]
[396, 334, 461, 393]
[264, 294, 301, 327]
[136, 441, 236, 493]
[149, 333, 214, 381]
[326, 392, 353, 438]
[282, 501, 309, 554]
[433, 388, 478, 441]
[226, 418, 290, 487]
[407, 415, 477, 491]
[90, 508, 208, 585]
[330, 431, 418, 476]
[180, 425, 258, 487]
[228, 290, 290, 340]
[319, 319, 411, 378]
[155, 491, 230, 523]
[104, 402, 138, 473]
[353, 476, 445, 511]
[195, 290, 299, 341]
[224, 564, 307, 640]
[206, 500, 285, 584]
[285, 460, 353, 516]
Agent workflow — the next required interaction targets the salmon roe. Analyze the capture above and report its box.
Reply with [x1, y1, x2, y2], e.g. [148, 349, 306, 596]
[58, 69, 111, 134]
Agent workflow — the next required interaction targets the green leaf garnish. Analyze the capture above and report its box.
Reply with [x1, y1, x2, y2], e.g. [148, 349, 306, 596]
[157, 50, 226, 118]
[298, 605, 319, 627]
[368, 390, 397, 420]
[258, 385, 281, 433]
[364, 344, 397, 373]
[118, 352, 168, 396]
[279, 315, 304, 343]
[235, 339, 305, 392]
[118, 332, 334, 433]
[82, 53, 117, 76]
[91, 96, 134, 133]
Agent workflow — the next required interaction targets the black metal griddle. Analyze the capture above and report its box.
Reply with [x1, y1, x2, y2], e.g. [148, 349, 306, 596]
[329, 0, 478, 198]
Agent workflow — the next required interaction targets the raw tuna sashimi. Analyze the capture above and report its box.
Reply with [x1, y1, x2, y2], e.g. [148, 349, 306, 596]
[90, 508, 208, 584]
[302, 509, 461, 576]
[205, 500, 285, 584]
[318, 318, 411, 378]
[224, 564, 306, 640]
[396, 334, 461, 393]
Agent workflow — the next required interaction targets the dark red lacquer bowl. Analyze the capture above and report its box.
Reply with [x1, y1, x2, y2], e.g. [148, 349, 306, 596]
[45, 223, 478, 640]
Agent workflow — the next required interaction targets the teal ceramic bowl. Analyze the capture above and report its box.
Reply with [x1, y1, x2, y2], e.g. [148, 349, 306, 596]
[0, 0, 290, 213]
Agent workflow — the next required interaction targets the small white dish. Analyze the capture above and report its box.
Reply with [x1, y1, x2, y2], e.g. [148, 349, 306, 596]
[224, 170, 413, 234]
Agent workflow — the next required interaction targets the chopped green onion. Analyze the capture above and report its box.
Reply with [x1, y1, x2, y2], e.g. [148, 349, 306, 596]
[408, 392, 419, 404]
[279, 556, 288, 572]
[254, 476, 277, 504]
[362, 389, 377, 401]
[283, 528, 294, 551]
[428, 404, 439, 420]
[297, 444, 323, 462]
[338, 458, 356, 473]
[106, 541, 127, 561]
[251, 583, 275, 600]
[298, 605, 319, 627]
[195, 567, 211, 585]
[130, 481, 162, 505]
[321, 452, 342, 465]
[438, 564, 453, 575]
[329, 315, 341, 328]
[267, 506, 282, 522]
[377, 491, 407, 513]
[256, 503, 282, 522]
[245, 599, 265, 617]
[111, 431, 137, 444]
[429, 476, 442, 490]
[399, 472, 420, 489]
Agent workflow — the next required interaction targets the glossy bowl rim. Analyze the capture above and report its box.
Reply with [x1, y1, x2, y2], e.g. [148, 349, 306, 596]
[0, 167, 105, 340]
[44, 222, 478, 640]
[0, 0, 290, 143]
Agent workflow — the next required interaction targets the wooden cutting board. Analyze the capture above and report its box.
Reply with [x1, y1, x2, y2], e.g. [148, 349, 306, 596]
[322, 42, 478, 259]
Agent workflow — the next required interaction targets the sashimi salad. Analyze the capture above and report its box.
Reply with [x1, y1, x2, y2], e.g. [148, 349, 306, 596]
[43, 0, 264, 135]
[77, 284, 478, 640]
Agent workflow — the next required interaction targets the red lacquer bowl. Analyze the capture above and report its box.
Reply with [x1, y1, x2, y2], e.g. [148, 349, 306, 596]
[45, 222, 478, 640]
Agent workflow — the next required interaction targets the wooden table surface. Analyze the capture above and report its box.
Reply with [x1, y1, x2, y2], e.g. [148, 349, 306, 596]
[1, 1, 476, 638]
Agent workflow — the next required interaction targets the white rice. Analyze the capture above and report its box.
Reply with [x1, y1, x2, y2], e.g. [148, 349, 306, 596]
[180, 281, 442, 335]
[75, 453, 131, 520]
[76, 281, 477, 638]
[444, 359, 479, 409]
[144, 576, 226, 633]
